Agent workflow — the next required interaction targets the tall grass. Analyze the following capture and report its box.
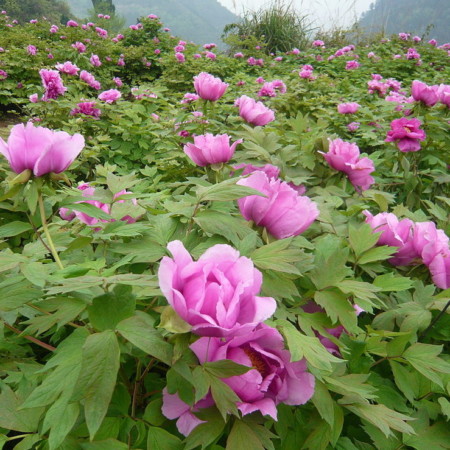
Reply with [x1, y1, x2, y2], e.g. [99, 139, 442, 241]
[223, 0, 316, 54]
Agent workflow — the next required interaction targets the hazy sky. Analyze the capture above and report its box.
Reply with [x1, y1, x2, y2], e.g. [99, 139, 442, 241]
[217, 0, 374, 30]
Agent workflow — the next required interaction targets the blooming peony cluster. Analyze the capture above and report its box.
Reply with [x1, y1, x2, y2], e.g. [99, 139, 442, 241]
[235, 95, 275, 126]
[257, 79, 287, 97]
[0, 123, 84, 176]
[385, 117, 426, 152]
[411, 80, 450, 108]
[158, 241, 315, 434]
[320, 138, 375, 191]
[55, 61, 80, 75]
[364, 211, 450, 289]
[183, 133, 242, 166]
[237, 171, 319, 239]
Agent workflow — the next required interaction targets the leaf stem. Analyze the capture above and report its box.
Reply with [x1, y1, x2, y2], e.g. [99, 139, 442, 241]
[2, 321, 56, 352]
[38, 191, 64, 270]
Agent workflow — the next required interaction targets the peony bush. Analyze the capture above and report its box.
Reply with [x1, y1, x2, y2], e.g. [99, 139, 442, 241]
[0, 7, 449, 450]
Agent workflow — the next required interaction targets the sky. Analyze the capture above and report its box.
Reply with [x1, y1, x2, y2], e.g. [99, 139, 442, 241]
[217, 0, 374, 30]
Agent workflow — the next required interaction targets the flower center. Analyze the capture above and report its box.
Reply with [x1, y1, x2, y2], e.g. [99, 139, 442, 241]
[243, 347, 270, 378]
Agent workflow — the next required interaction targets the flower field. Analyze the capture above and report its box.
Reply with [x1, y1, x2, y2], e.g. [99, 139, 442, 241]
[0, 10, 450, 450]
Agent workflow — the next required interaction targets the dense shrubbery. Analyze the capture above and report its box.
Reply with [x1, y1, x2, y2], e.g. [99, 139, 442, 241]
[0, 7, 450, 450]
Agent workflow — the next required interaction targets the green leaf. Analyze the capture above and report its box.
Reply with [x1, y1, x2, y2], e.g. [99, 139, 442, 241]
[208, 375, 241, 420]
[159, 305, 192, 333]
[226, 420, 265, 450]
[325, 375, 378, 401]
[116, 313, 173, 365]
[197, 179, 265, 202]
[147, 426, 183, 450]
[143, 399, 166, 426]
[74, 330, 121, 439]
[66, 202, 112, 220]
[80, 439, 128, 450]
[312, 381, 335, 426]
[204, 360, 251, 378]
[348, 223, 380, 257]
[403, 422, 450, 449]
[309, 236, 351, 289]
[403, 343, 450, 388]
[389, 361, 417, 403]
[0, 221, 33, 238]
[373, 273, 414, 291]
[345, 404, 414, 438]
[276, 319, 342, 372]
[357, 246, 397, 265]
[336, 279, 381, 311]
[0, 277, 42, 311]
[88, 285, 135, 331]
[184, 409, 226, 450]
[44, 399, 79, 450]
[314, 290, 359, 334]
[192, 367, 211, 404]
[250, 238, 304, 275]
[438, 397, 450, 420]
[0, 386, 44, 432]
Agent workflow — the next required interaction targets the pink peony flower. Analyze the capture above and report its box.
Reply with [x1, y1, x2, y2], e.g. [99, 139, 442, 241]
[0, 70, 7, 81]
[320, 139, 375, 191]
[55, 61, 80, 75]
[345, 60, 360, 70]
[0, 123, 84, 176]
[66, 20, 78, 27]
[313, 39, 325, 47]
[237, 171, 319, 239]
[411, 80, 439, 106]
[205, 51, 216, 60]
[337, 102, 360, 114]
[175, 52, 185, 62]
[90, 54, 101, 67]
[113, 77, 123, 87]
[234, 52, 244, 58]
[235, 95, 275, 126]
[39, 69, 67, 100]
[363, 211, 418, 265]
[29, 93, 39, 103]
[193, 72, 228, 101]
[98, 89, 121, 103]
[158, 240, 277, 337]
[70, 101, 101, 118]
[347, 122, 360, 132]
[71, 41, 86, 53]
[437, 84, 450, 107]
[181, 93, 199, 104]
[27, 45, 37, 55]
[385, 118, 426, 152]
[183, 133, 241, 167]
[80, 70, 101, 90]
[190, 324, 315, 420]
[60, 184, 139, 226]
[233, 163, 280, 180]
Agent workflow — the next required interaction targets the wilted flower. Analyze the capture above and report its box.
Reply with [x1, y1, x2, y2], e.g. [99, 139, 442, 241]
[193, 72, 228, 101]
[183, 133, 241, 166]
[385, 118, 426, 152]
[0, 123, 84, 176]
[235, 95, 275, 126]
[237, 171, 319, 239]
[158, 240, 277, 337]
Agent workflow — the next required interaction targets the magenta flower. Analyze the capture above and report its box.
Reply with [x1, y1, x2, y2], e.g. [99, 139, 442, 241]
[313, 39, 325, 47]
[70, 101, 101, 118]
[237, 171, 319, 239]
[347, 122, 360, 132]
[385, 118, 426, 152]
[0, 70, 7, 81]
[437, 84, 450, 107]
[193, 72, 228, 101]
[236, 95, 275, 126]
[80, 70, 101, 90]
[98, 89, 121, 103]
[183, 133, 242, 167]
[190, 324, 315, 420]
[158, 241, 277, 337]
[175, 52, 185, 62]
[233, 163, 280, 180]
[337, 102, 360, 114]
[320, 139, 375, 191]
[363, 211, 418, 266]
[39, 69, 67, 100]
[71, 41, 86, 53]
[0, 123, 84, 176]
[181, 93, 199, 104]
[411, 80, 439, 106]
[55, 61, 80, 75]
[428, 250, 450, 289]
[90, 54, 101, 67]
[66, 20, 78, 27]
[345, 60, 360, 70]
[27, 45, 37, 55]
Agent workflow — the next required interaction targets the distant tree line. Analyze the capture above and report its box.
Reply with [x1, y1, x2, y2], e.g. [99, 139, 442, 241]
[359, 0, 450, 43]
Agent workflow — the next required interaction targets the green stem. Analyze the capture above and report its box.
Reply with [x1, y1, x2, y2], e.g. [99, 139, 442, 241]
[38, 192, 64, 270]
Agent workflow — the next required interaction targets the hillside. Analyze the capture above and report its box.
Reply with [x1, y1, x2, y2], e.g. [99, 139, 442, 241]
[358, 0, 450, 43]
[69, 0, 238, 45]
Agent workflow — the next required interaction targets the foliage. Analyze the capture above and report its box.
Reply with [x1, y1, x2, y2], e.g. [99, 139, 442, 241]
[223, 0, 315, 54]
[0, 0, 71, 24]
[0, 6, 450, 450]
